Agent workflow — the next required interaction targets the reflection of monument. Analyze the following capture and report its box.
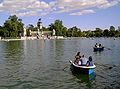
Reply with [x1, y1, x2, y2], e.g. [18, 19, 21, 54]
[37, 18, 42, 37]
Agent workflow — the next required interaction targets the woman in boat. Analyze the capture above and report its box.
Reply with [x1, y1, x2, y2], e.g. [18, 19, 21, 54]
[74, 52, 81, 65]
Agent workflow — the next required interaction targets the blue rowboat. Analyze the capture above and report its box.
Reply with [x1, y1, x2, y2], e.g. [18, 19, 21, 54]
[69, 60, 96, 75]
[93, 47, 104, 52]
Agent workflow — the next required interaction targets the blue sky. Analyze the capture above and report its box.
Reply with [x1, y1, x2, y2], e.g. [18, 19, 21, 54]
[0, 0, 120, 31]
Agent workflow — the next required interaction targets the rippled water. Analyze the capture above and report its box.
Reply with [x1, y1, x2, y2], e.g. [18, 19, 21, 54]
[0, 38, 120, 89]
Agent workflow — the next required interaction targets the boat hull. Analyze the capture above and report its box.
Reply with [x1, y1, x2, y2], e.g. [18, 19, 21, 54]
[93, 47, 104, 52]
[70, 60, 96, 75]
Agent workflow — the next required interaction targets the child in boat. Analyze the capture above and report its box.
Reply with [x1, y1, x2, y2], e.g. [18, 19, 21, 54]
[86, 56, 93, 66]
[80, 55, 88, 66]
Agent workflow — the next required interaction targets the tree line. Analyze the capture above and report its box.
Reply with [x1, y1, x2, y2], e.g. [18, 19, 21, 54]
[0, 15, 120, 38]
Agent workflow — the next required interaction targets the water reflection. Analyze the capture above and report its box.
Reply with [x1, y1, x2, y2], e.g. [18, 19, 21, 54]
[71, 70, 95, 83]
[0, 38, 120, 89]
[0, 41, 25, 87]
[71, 71, 96, 89]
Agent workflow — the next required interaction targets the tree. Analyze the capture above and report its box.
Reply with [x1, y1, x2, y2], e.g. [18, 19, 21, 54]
[118, 26, 120, 31]
[103, 29, 109, 37]
[27, 24, 35, 31]
[109, 26, 116, 37]
[48, 23, 55, 31]
[3, 15, 24, 37]
[94, 28, 103, 37]
[84, 30, 94, 37]
[67, 26, 81, 37]
[54, 19, 64, 36]
[0, 26, 7, 37]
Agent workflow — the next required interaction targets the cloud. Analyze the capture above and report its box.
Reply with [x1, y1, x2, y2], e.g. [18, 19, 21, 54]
[11, 11, 38, 17]
[55, 0, 120, 13]
[70, 9, 95, 16]
[0, 0, 120, 16]
[98, 1, 119, 9]
[0, 0, 52, 16]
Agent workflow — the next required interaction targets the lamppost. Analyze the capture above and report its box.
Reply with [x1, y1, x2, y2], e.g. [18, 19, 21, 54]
[37, 18, 42, 37]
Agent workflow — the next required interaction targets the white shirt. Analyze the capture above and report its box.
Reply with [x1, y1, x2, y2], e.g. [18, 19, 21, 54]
[81, 57, 88, 65]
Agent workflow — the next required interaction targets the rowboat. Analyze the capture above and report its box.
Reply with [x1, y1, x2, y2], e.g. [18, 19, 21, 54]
[93, 46, 104, 52]
[69, 60, 96, 75]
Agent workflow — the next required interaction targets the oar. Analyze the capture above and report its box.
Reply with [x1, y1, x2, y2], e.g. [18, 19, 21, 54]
[95, 63, 116, 69]
[63, 65, 68, 70]
[104, 47, 111, 50]
[62, 60, 72, 71]
[63, 60, 74, 71]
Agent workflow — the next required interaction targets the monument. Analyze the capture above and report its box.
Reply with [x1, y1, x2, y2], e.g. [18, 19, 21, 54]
[37, 18, 42, 38]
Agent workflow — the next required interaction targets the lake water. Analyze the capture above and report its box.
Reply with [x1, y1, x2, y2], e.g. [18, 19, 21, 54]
[0, 38, 120, 89]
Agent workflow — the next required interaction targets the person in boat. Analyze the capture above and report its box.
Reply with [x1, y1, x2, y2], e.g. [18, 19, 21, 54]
[95, 43, 101, 48]
[99, 44, 102, 47]
[74, 52, 81, 65]
[86, 56, 93, 66]
[95, 43, 99, 48]
[80, 55, 88, 66]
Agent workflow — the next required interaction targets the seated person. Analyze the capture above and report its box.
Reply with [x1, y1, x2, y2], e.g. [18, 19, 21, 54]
[86, 56, 93, 66]
[78, 59, 82, 65]
[74, 52, 81, 65]
[95, 43, 99, 48]
[80, 55, 88, 66]
[99, 44, 102, 47]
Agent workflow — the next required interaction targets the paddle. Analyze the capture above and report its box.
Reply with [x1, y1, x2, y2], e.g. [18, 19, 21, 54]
[63, 65, 68, 71]
[95, 63, 116, 69]
[104, 47, 111, 50]
[62, 60, 72, 71]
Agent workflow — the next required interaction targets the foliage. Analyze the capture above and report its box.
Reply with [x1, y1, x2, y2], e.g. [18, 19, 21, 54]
[47, 20, 120, 37]
[1, 15, 24, 38]
[67, 26, 81, 37]
[0, 16, 120, 38]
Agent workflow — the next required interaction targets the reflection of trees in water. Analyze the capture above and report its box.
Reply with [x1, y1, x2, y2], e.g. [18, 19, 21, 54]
[4, 41, 22, 58]
[2, 41, 24, 83]
[54, 40, 64, 57]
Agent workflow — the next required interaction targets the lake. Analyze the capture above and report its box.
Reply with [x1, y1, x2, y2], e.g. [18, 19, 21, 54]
[0, 38, 120, 89]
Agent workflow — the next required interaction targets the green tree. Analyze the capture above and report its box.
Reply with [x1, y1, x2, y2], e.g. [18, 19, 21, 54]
[54, 19, 64, 36]
[3, 15, 24, 37]
[109, 26, 116, 37]
[28, 24, 34, 31]
[103, 29, 109, 37]
[94, 28, 103, 37]
[84, 30, 94, 37]
[62, 27, 67, 37]
[67, 26, 81, 37]
[48, 23, 55, 31]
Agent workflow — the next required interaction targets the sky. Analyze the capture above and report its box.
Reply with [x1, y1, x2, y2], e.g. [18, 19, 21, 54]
[0, 0, 120, 31]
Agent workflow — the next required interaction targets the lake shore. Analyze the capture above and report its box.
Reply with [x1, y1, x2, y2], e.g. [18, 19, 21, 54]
[0, 36, 67, 41]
